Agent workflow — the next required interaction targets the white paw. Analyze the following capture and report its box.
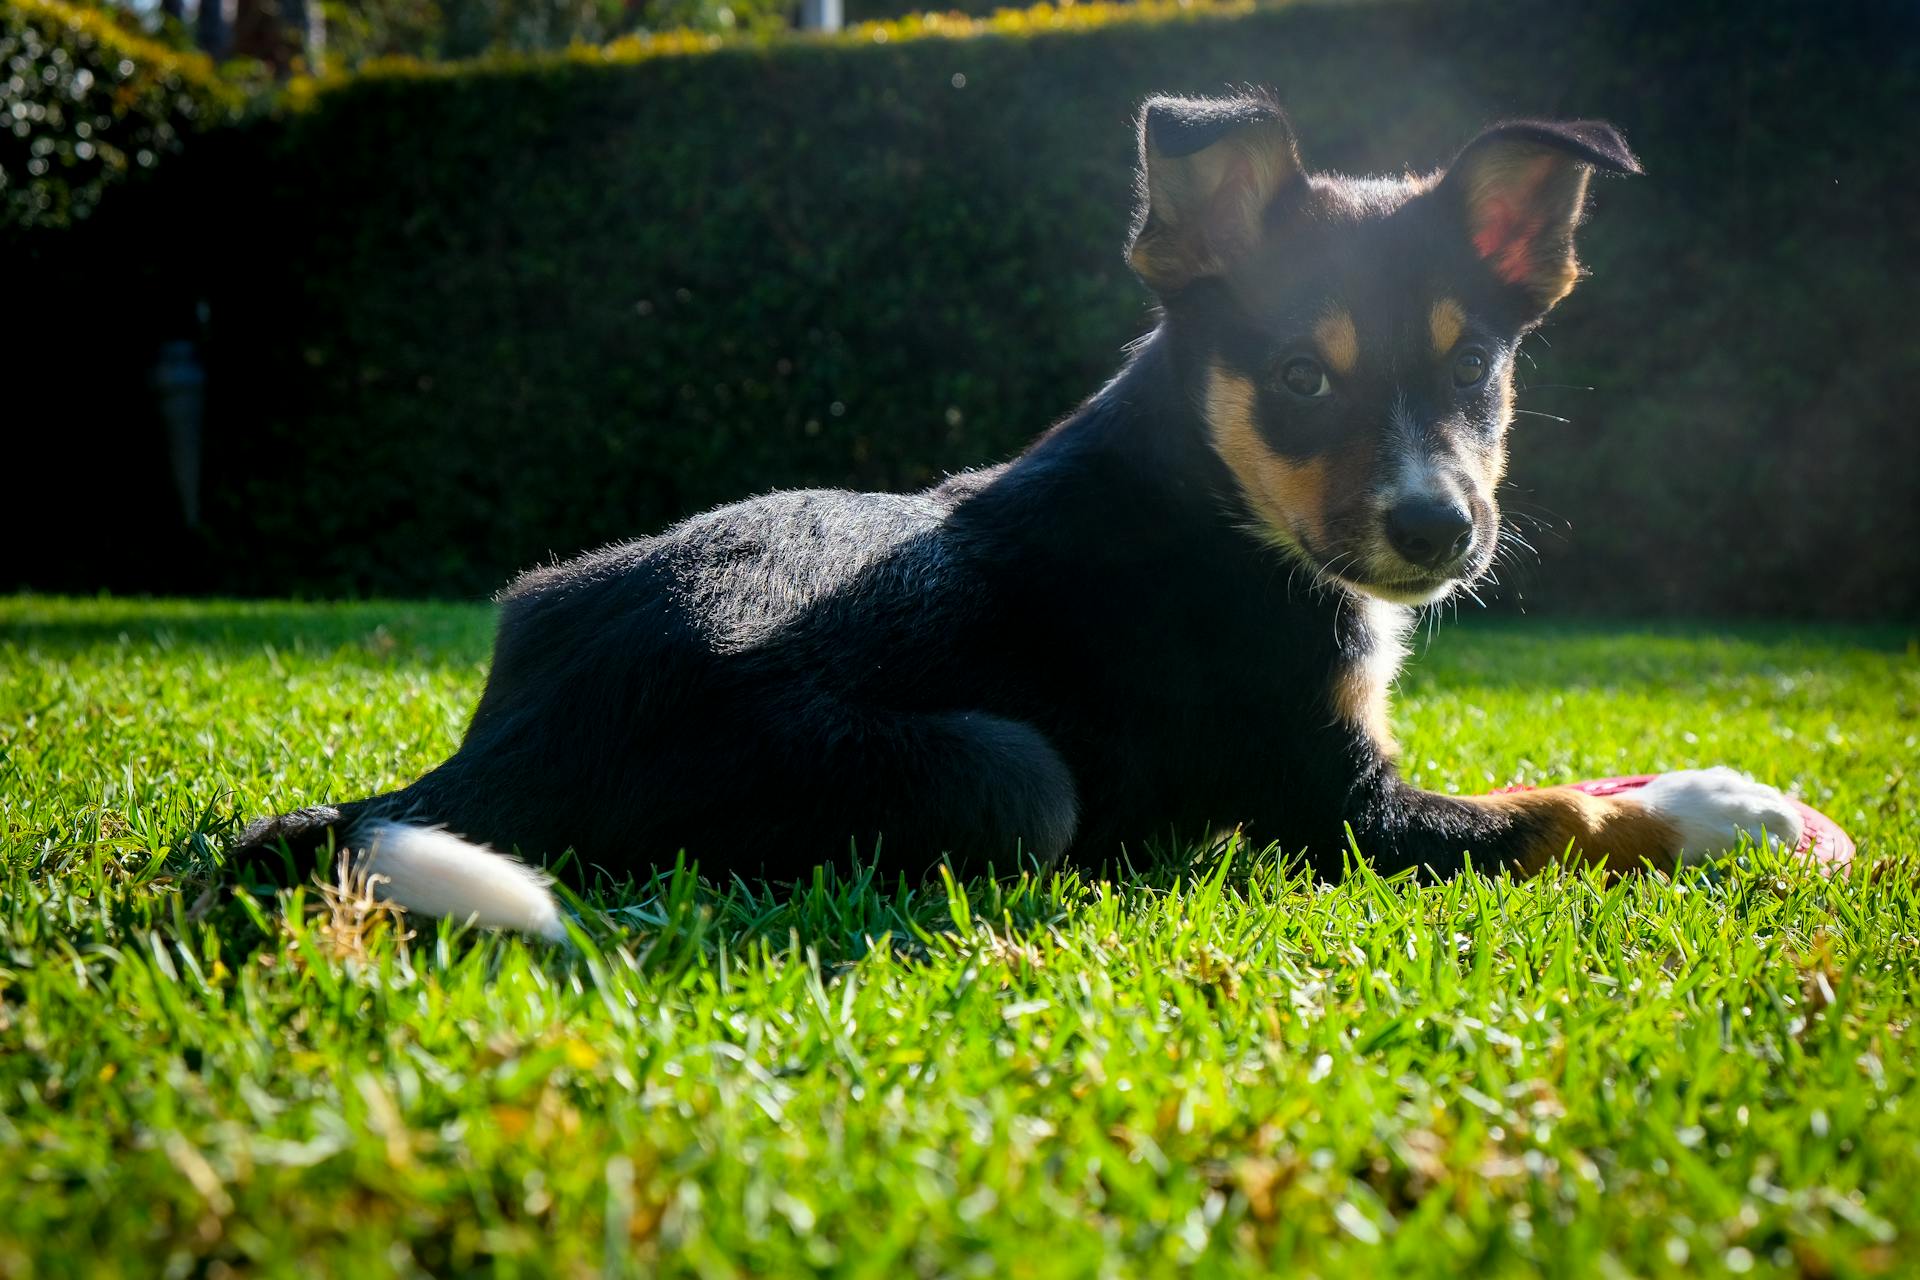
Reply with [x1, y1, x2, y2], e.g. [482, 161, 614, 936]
[1637, 767, 1805, 865]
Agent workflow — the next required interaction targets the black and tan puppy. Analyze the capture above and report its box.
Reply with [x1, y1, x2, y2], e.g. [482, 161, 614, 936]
[237, 95, 1802, 939]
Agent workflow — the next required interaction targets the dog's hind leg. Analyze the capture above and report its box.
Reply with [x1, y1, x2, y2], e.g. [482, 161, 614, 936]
[225, 703, 1079, 934]
[688, 703, 1082, 882]
[230, 799, 379, 881]
[861, 708, 1082, 875]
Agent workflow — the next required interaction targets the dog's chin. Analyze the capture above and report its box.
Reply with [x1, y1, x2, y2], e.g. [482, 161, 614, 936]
[1323, 547, 1488, 606]
[1320, 539, 1496, 606]
[1272, 530, 1477, 606]
[1341, 573, 1458, 606]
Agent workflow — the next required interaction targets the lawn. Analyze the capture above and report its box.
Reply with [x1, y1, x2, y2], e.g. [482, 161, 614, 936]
[1, 595, 1916, 1278]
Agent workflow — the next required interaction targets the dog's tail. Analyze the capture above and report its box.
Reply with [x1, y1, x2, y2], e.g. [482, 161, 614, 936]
[355, 823, 568, 942]
[231, 803, 569, 943]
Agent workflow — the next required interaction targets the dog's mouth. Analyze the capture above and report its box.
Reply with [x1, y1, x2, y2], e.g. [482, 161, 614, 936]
[1304, 533, 1496, 606]
[1258, 501, 1498, 606]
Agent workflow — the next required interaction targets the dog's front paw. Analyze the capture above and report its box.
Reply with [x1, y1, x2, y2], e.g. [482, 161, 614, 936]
[1636, 767, 1805, 864]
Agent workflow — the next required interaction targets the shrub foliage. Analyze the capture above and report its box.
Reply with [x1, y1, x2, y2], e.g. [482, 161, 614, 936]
[0, 0, 238, 230]
[11, 0, 1919, 616]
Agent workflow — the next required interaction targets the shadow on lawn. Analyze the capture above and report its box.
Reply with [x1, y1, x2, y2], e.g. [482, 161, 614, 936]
[0, 598, 497, 668]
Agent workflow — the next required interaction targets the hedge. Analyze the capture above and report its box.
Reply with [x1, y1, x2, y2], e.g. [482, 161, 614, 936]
[11, 0, 1920, 618]
[0, 0, 239, 231]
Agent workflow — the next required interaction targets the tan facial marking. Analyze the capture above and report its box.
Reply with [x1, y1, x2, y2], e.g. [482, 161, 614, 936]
[1429, 298, 1465, 355]
[1205, 365, 1326, 547]
[1314, 309, 1359, 377]
[1483, 373, 1514, 485]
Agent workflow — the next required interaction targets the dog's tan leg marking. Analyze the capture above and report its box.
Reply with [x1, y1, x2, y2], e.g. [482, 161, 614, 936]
[1456, 788, 1681, 875]
[1428, 298, 1465, 355]
[1314, 308, 1359, 376]
[1205, 365, 1327, 545]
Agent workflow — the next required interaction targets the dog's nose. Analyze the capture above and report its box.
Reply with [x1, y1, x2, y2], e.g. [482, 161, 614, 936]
[1385, 498, 1474, 571]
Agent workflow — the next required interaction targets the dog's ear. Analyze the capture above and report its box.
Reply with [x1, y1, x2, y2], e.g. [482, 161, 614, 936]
[1127, 94, 1303, 296]
[1440, 119, 1642, 317]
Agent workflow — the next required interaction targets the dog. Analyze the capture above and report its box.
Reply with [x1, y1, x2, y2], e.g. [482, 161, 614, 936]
[235, 93, 1804, 940]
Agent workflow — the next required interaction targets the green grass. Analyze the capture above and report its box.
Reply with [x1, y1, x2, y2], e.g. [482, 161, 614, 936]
[2, 595, 1916, 1278]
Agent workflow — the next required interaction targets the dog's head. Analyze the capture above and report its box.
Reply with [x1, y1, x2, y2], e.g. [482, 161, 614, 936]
[1129, 94, 1640, 604]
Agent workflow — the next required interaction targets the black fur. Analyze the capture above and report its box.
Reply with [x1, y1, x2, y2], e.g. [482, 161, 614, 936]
[1455, 119, 1643, 178]
[242, 337, 1361, 879]
[236, 96, 1645, 886]
[1141, 92, 1286, 158]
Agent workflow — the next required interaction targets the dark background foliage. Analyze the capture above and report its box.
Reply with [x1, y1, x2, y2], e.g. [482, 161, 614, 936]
[1, 0, 238, 229]
[8, 0, 1918, 616]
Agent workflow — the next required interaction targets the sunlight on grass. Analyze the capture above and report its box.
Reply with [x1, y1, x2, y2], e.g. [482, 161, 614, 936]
[1, 597, 1915, 1276]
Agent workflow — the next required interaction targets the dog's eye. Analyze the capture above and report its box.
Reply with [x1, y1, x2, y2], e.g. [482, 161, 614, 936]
[1453, 349, 1489, 388]
[1279, 356, 1332, 399]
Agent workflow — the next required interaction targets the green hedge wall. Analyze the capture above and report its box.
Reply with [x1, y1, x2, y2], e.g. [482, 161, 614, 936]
[0, 0, 238, 231]
[14, 0, 1920, 617]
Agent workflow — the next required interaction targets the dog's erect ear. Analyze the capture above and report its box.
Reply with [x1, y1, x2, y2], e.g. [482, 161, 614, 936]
[1127, 94, 1303, 296]
[1440, 119, 1642, 316]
